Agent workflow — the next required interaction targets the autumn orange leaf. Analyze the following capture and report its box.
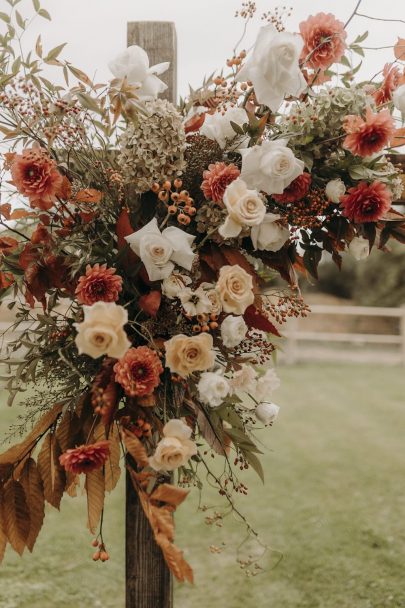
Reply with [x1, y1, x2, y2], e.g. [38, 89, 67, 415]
[394, 37, 405, 61]
[0, 203, 11, 220]
[75, 188, 103, 204]
[390, 128, 405, 148]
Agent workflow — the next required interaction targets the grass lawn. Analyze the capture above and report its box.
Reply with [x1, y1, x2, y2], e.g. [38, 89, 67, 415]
[0, 363, 404, 608]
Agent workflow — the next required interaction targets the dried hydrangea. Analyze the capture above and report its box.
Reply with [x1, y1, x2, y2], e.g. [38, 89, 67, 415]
[117, 99, 186, 193]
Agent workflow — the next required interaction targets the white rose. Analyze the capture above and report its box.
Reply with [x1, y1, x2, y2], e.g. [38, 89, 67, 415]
[221, 315, 248, 348]
[251, 214, 289, 251]
[231, 364, 257, 393]
[255, 402, 280, 425]
[199, 283, 222, 316]
[200, 106, 248, 149]
[74, 302, 131, 359]
[126, 218, 195, 281]
[240, 139, 305, 195]
[109, 45, 169, 100]
[219, 178, 266, 239]
[254, 368, 281, 402]
[178, 286, 212, 316]
[149, 419, 197, 471]
[393, 83, 405, 114]
[216, 265, 255, 315]
[235, 25, 306, 112]
[197, 371, 230, 407]
[162, 273, 191, 299]
[348, 236, 369, 261]
[325, 178, 346, 203]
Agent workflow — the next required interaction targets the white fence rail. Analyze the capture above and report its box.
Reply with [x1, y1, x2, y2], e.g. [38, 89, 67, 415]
[283, 305, 405, 367]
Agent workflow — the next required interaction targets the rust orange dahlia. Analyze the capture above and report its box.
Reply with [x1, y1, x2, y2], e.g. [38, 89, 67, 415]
[273, 173, 312, 204]
[373, 63, 401, 106]
[340, 181, 392, 223]
[114, 346, 163, 397]
[343, 107, 395, 158]
[299, 12, 347, 70]
[75, 264, 123, 305]
[59, 441, 110, 474]
[10, 147, 64, 211]
[201, 162, 240, 203]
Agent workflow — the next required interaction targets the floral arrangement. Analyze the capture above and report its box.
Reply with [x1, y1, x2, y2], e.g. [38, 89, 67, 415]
[0, 0, 404, 581]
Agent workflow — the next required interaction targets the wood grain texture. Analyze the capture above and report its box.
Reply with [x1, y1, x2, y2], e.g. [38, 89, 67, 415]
[127, 21, 177, 104]
[125, 22, 177, 607]
[125, 472, 173, 608]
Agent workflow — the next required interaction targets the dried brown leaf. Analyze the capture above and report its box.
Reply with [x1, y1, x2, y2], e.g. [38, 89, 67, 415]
[2, 480, 30, 556]
[121, 429, 149, 468]
[0, 496, 7, 564]
[37, 433, 65, 509]
[20, 458, 45, 552]
[151, 505, 175, 541]
[105, 425, 121, 493]
[155, 533, 194, 584]
[150, 483, 189, 507]
[85, 468, 105, 535]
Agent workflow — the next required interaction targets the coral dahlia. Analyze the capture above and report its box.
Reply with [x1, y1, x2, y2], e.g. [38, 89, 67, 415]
[201, 162, 240, 203]
[59, 441, 110, 474]
[114, 346, 163, 397]
[299, 12, 347, 70]
[343, 107, 395, 157]
[272, 173, 312, 204]
[373, 63, 401, 106]
[75, 264, 123, 306]
[10, 147, 64, 210]
[340, 181, 392, 223]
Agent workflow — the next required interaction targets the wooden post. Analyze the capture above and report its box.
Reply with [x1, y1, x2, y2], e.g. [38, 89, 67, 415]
[127, 22, 177, 104]
[125, 21, 177, 608]
[400, 305, 405, 368]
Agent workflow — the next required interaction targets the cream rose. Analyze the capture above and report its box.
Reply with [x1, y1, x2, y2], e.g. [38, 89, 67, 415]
[325, 178, 346, 203]
[126, 218, 195, 281]
[254, 368, 281, 401]
[199, 283, 223, 316]
[109, 45, 169, 100]
[219, 178, 266, 239]
[164, 333, 215, 377]
[162, 273, 191, 299]
[74, 302, 131, 359]
[235, 25, 306, 112]
[220, 315, 248, 348]
[149, 419, 197, 471]
[348, 236, 369, 261]
[197, 371, 230, 407]
[200, 106, 248, 149]
[216, 265, 255, 315]
[255, 402, 280, 425]
[240, 139, 305, 195]
[231, 364, 257, 393]
[393, 83, 405, 114]
[251, 214, 289, 251]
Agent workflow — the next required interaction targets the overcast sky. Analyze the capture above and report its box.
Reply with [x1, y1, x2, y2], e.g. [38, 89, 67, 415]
[9, 0, 405, 96]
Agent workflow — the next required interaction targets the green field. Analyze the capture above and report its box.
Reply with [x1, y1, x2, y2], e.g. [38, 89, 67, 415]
[0, 363, 404, 608]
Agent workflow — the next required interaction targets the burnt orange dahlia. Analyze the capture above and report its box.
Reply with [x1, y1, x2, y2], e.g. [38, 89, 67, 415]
[201, 162, 240, 203]
[59, 441, 110, 474]
[75, 264, 123, 305]
[114, 346, 163, 397]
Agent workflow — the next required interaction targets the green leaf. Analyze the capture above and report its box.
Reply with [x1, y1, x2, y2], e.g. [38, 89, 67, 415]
[38, 8, 51, 20]
[32, 0, 40, 11]
[76, 91, 102, 114]
[242, 449, 264, 483]
[0, 12, 10, 23]
[351, 45, 365, 57]
[15, 10, 25, 29]
[44, 43, 66, 62]
[354, 30, 368, 44]
[339, 55, 351, 68]
[230, 120, 244, 136]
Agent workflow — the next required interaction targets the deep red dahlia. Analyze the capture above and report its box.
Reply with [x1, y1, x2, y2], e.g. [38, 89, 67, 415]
[343, 107, 395, 158]
[10, 147, 64, 211]
[340, 181, 392, 223]
[59, 441, 110, 474]
[114, 346, 163, 397]
[299, 12, 347, 70]
[272, 173, 312, 204]
[201, 162, 240, 203]
[75, 264, 123, 305]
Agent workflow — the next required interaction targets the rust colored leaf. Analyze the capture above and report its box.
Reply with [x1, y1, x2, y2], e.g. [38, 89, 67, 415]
[121, 428, 149, 468]
[0, 203, 11, 220]
[20, 458, 45, 552]
[244, 304, 281, 337]
[0, 271, 14, 289]
[65, 472, 80, 497]
[151, 483, 189, 507]
[85, 468, 105, 534]
[390, 128, 405, 148]
[105, 425, 121, 493]
[138, 290, 161, 317]
[37, 433, 65, 509]
[151, 505, 174, 541]
[9, 208, 33, 220]
[75, 188, 103, 204]
[0, 236, 18, 253]
[394, 37, 405, 61]
[2, 480, 30, 556]
[155, 533, 194, 584]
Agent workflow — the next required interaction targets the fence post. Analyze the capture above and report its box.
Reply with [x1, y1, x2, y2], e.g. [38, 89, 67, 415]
[285, 316, 299, 364]
[125, 21, 177, 608]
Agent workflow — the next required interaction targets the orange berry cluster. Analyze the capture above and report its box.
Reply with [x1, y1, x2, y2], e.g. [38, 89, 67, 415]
[192, 313, 219, 334]
[226, 50, 247, 68]
[235, 1, 257, 19]
[91, 539, 110, 562]
[152, 179, 196, 226]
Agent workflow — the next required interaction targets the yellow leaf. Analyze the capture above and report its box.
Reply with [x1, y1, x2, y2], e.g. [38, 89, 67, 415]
[85, 468, 105, 534]
[1, 480, 30, 556]
[151, 483, 190, 507]
[19, 458, 45, 552]
[37, 433, 65, 509]
[121, 429, 149, 468]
